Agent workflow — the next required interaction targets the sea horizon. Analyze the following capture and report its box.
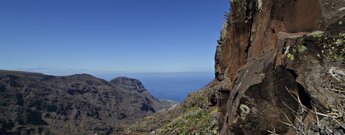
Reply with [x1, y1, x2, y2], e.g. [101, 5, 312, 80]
[4, 68, 214, 102]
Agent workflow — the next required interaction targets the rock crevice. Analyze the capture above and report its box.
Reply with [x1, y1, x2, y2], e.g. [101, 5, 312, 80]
[216, 0, 345, 134]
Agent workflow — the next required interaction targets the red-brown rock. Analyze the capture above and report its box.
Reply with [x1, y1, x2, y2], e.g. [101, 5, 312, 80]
[215, 0, 345, 134]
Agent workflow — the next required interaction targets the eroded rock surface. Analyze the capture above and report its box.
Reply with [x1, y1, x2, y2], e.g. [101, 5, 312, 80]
[216, 0, 345, 134]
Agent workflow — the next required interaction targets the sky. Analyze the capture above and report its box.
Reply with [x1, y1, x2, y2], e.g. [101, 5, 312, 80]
[0, 0, 229, 73]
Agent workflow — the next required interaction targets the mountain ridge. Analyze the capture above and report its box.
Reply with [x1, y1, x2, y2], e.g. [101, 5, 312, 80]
[0, 70, 173, 134]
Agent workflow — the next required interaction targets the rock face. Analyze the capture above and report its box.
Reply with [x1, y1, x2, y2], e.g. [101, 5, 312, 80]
[110, 77, 147, 93]
[215, 0, 345, 134]
[0, 70, 163, 134]
[110, 77, 163, 111]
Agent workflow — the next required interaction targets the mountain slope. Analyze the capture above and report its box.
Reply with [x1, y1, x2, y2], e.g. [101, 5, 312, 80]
[110, 77, 164, 111]
[126, 80, 219, 135]
[0, 70, 163, 134]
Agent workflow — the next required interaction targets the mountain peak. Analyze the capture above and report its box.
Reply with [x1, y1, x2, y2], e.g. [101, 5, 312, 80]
[110, 77, 146, 93]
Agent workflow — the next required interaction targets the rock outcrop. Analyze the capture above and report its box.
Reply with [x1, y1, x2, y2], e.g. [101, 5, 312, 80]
[215, 0, 345, 134]
[0, 70, 164, 134]
[110, 77, 164, 111]
[110, 77, 147, 93]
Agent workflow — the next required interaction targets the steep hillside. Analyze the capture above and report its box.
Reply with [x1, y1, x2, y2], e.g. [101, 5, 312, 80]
[0, 70, 165, 134]
[215, 0, 345, 134]
[110, 77, 164, 111]
[126, 80, 219, 135]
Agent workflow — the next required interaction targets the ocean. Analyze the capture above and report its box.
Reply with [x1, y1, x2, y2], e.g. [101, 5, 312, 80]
[98, 72, 214, 102]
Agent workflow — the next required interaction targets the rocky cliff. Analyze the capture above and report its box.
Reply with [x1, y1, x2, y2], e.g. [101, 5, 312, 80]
[215, 0, 345, 134]
[0, 70, 165, 134]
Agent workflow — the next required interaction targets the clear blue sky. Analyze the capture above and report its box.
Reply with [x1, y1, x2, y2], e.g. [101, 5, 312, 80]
[0, 0, 229, 73]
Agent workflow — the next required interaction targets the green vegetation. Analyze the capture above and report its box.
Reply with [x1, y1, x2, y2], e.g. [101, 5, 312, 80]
[312, 33, 323, 38]
[324, 33, 345, 62]
[285, 32, 345, 62]
[297, 45, 307, 53]
[287, 53, 294, 61]
[157, 106, 217, 135]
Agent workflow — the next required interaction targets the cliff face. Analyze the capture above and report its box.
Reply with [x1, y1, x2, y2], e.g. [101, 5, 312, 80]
[0, 70, 163, 134]
[215, 0, 345, 134]
[110, 77, 164, 111]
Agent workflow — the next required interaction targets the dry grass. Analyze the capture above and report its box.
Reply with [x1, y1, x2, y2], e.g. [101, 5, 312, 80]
[278, 86, 345, 135]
